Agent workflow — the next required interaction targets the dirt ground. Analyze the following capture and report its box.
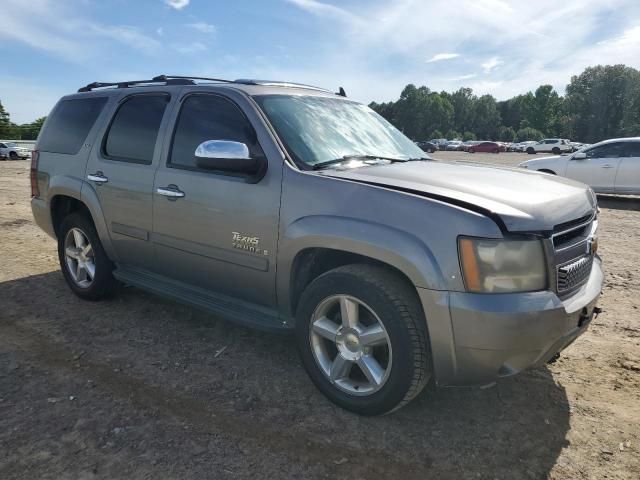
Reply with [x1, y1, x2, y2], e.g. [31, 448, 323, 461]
[1, 152, 639, 480]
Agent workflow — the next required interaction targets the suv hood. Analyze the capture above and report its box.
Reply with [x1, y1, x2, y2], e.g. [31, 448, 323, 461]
[320, 160, 596, 232]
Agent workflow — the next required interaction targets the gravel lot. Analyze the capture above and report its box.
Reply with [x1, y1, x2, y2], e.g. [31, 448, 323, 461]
[1, 152, 639, 479]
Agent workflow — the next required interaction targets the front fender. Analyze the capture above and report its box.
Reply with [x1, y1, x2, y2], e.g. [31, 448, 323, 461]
[277, 215, 445, 316]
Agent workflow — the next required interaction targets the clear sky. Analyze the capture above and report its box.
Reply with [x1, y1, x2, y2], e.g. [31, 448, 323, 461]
[2, 0, 640, 124]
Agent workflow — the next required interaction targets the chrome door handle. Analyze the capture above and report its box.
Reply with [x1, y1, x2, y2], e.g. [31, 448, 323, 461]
[87, 172, 108, 184]
[157, 186, 185, 198]
[601, 164, 614, 168]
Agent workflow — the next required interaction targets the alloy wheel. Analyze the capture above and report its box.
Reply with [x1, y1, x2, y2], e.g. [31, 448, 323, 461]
[309, 294, 392, 396]
[64, 228, 96, 288]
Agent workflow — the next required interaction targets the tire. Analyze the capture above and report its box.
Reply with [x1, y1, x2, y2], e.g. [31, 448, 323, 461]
[57, 212, 117, 301]
[429, 148, 435, 153]
[526, 147, 535, 154]
[493, 148, 499, 154]
[9, 151, 18, 160]
[469, 148, 475, 153]
[552, 147, 560, 154]
[295, 264, 431, 415]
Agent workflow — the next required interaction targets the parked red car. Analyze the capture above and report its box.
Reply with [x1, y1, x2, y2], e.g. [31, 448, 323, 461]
[468, 141, 502, 153]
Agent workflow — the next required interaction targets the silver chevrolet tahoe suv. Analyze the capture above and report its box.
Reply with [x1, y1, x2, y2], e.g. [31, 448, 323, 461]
[31, 75, 603, 415]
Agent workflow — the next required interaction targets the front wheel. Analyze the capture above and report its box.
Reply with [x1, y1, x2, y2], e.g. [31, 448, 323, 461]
[295, 264, 431, 415]
[526, 147, 535, 154]
[469, 148, 475, 153]
[9, 151, 18, 160]
[58, 212, 117, 300]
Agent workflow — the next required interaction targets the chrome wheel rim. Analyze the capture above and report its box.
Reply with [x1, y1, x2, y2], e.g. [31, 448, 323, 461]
[309, 295, 392, 396]
[64, 228, 95, 288]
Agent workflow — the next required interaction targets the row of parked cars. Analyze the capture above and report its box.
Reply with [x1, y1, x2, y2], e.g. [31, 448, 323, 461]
[416, 138, 591, 155]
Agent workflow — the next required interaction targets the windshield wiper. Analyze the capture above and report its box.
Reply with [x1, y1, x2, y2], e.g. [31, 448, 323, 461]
[312, 154, 428, 170]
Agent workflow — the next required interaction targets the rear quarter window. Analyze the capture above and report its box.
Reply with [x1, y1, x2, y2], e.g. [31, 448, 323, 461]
[38, 97, 108, 155]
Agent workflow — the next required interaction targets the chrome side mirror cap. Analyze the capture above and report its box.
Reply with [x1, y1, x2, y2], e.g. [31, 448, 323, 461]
[195, 140, 251, 160]
[573, 152, 587, 160]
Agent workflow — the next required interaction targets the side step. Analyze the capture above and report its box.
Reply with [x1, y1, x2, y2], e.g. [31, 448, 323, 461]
[113, 266, 290, 332]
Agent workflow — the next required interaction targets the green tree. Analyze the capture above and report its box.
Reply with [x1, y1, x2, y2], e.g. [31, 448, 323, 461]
[565, 64, 640, 142]
[0, 100, 12, 139]
[20, 117, 46, 140]
[462, 131, 476, 141]
[497, 126, 516, 142]
[473, 95, 501, 139]
[516, 127, 543, 141]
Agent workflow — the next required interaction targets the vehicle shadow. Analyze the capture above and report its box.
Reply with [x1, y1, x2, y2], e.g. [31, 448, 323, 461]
[597, 194, 640, 211]
[1, 271, 570, 480]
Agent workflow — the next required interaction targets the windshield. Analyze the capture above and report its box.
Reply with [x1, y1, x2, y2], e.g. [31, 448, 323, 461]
[254, 94, 426, 167]
[5, 142, 18, 147]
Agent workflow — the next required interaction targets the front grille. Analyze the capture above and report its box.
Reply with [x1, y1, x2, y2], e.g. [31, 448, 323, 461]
[557, 255, 593, 292]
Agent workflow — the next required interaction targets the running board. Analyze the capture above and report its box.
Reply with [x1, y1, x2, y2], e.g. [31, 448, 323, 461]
[113, 266, 290, 332]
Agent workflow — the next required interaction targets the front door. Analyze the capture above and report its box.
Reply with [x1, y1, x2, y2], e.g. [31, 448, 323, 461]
[565, 142, 625, 193]
[615, 142, 640, 194]
[151, 92, 282, 307]
[84, 92, 173, 270]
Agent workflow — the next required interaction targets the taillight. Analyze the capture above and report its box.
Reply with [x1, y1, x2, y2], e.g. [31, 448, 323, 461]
[30, 150, 40, 197]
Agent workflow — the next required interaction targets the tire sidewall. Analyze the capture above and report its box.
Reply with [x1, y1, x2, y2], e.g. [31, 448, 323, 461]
[295, 269, 420, 415]
[58, 212, 115, 300]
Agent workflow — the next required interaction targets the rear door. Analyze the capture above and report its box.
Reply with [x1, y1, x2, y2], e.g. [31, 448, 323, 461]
[615, 142, 640, 194]
[84, 91, 174, 270]
[565, 142, 625, 192]
[151, 91, 283, 308]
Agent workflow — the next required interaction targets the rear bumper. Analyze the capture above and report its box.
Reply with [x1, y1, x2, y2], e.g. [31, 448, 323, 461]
[418, 256, 603, 386]
[31, 197, 56, 239]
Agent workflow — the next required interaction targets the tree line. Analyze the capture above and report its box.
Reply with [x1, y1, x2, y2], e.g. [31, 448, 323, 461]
[370, 64, 640, 144]
[0, 101, 46, 140]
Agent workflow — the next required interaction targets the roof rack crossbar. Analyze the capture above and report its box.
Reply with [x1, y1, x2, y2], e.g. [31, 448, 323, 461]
[152, 74, 236, 84]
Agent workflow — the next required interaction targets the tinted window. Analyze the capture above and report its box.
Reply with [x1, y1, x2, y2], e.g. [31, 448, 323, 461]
[625, 142, 640, 157]
[169, 94, 262, 169]
[586, 143, 625, 158]
[545, 139, 556, 144]
[104, 94, 169, 164]
[38, 97, 108, 154]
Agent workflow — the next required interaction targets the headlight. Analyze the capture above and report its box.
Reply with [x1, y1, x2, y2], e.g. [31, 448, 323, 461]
[458, 237, 547, 293]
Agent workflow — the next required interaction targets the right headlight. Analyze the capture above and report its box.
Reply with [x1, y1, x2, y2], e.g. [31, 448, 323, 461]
[458, 237, 547, 293]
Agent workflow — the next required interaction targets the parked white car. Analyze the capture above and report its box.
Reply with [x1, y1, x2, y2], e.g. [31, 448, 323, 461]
[518, 137, 640, 194]
[513, 141, 537, 152]
[524, 138, 573, 155]
[0, 142, 31, 160]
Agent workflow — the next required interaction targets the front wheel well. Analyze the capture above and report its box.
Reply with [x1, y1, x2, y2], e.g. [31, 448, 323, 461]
[50, 195, 92, 238]
[289, 248, 418, 316]
[537, 169, 556, 175]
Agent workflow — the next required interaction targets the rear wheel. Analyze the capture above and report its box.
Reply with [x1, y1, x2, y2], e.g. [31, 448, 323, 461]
[9, 151, 18, 160]
[295, 264, 431, 415]
[58, 212, 117, 300]
[469, 148, 475, 153]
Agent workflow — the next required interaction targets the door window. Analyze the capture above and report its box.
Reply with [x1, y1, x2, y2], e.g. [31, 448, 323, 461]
[624, 142, 640, 157]
[169, 94, 263, 170]
[103, 94, 169, 164]
[584, 143, 625, 159]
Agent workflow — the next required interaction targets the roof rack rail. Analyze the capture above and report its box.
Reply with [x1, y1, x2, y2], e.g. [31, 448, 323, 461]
[77, 77, 196, 92]
[78, 75, 347, 96]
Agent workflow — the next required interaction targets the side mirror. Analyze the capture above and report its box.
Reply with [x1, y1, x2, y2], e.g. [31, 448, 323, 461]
[573, 152, 587, 160]
[195, 140, 259, 173]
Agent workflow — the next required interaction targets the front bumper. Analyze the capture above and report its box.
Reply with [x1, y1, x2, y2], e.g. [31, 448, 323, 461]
[418, 256, 603, 386]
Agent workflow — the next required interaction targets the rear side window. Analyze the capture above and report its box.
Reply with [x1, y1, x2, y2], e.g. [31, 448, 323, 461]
[169, 94, 262, 169]
[103, 94, 169, 164]
[38, 97, 108, 154]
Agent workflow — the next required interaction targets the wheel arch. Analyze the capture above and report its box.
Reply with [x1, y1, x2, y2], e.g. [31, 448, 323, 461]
[278, 215, 445, 319]
[537, 168, 557, 175]
[47, 179, 117, 261]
